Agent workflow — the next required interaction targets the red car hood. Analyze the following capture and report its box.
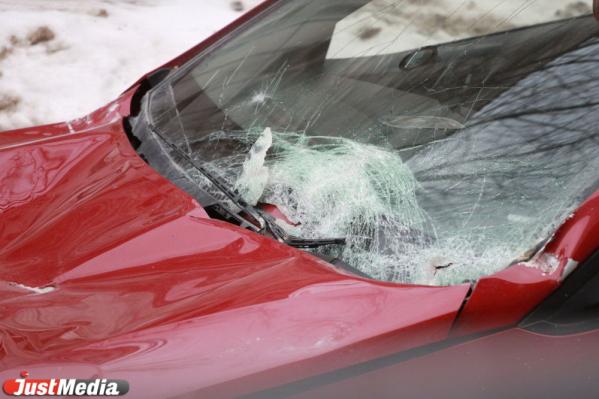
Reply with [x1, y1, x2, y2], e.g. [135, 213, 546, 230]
[0, 95, 469, 397]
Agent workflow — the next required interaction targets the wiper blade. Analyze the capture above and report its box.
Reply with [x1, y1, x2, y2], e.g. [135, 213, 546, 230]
[262, 214, 346, 248]
[284, 236, 347, 248]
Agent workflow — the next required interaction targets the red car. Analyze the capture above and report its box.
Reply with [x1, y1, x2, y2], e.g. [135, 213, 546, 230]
[2, 1, 599, 398]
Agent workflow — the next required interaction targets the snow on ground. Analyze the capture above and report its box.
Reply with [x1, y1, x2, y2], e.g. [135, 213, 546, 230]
[0, 0, 261, 131]
[0, 0, 592, 131]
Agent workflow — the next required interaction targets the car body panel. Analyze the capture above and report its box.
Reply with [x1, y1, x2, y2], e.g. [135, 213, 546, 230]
[450, 265, 559, 337]
[0, 95, 469, 397]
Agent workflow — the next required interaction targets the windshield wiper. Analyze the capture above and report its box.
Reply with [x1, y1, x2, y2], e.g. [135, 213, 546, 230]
[145, 120, 266, 230]
[143, 119, 345, 249]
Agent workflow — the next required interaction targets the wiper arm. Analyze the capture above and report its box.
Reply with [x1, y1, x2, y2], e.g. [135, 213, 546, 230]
[145, 122, 345, 248]
[146, 122, 266, 232]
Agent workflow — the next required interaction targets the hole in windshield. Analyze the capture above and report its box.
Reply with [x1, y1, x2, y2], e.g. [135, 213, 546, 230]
[145, 0, 599, 285]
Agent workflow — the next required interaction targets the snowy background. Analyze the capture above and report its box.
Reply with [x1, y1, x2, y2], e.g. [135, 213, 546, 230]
[0, 0, 592, 131]
[0, 0, 262, 131]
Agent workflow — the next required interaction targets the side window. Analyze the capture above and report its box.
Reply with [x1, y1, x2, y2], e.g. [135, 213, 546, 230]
[522, 250, 599, 335]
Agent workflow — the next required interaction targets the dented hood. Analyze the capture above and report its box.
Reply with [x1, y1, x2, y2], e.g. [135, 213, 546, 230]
[0, 99, 469, 397]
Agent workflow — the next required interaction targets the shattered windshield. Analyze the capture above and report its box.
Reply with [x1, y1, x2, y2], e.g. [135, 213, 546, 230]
[146, 0, 599, 285]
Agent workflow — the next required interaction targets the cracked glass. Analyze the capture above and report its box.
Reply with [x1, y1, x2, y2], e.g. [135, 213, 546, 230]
[147, 0, 599, 285]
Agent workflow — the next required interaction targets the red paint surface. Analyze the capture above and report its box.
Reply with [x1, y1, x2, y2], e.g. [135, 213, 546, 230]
[0, 92, 469, 397]
[0, 122, 73, 147]
[451, 264, 559, 337]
